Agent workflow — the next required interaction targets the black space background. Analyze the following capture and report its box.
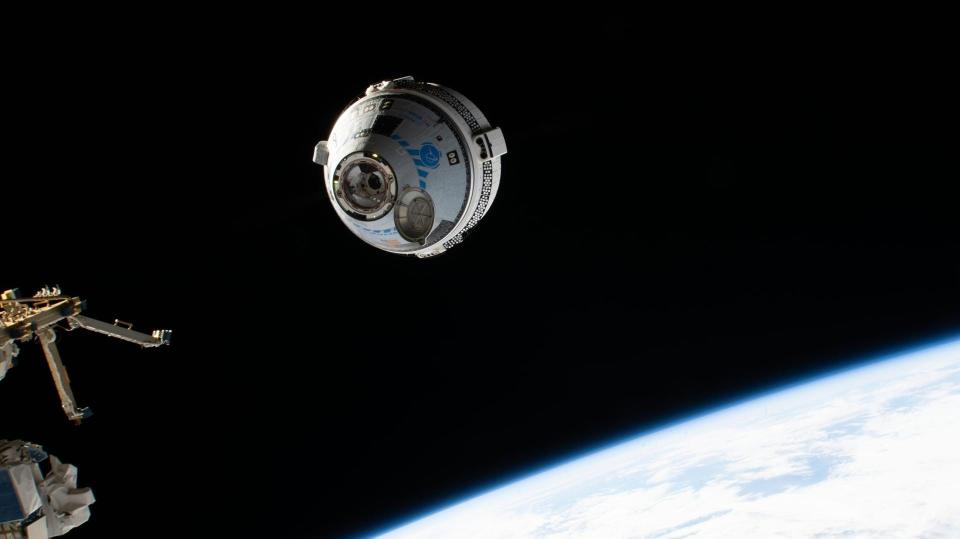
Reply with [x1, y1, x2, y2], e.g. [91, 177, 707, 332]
[2, 12, 958, 539]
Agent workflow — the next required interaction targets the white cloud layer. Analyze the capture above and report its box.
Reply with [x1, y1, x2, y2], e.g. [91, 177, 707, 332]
[378, 339, 960, 538]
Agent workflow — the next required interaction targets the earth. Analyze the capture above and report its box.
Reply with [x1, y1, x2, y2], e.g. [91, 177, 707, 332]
[377, 338, 960, 538]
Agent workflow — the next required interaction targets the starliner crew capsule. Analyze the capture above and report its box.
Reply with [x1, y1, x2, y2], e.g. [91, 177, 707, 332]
[313, 77, 506, 257]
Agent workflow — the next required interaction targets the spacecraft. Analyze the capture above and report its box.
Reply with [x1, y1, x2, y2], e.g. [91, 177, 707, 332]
[1, 287, 171, 424]
[314, 76, 506, 257]
[0, 439, 92, 538]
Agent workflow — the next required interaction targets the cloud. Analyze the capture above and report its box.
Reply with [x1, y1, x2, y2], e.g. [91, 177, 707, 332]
[379, 340, 960, 538]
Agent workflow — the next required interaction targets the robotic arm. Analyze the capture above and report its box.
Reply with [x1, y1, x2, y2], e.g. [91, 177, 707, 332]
[0, 287, 171, 423]
[68, 315, 171, 348]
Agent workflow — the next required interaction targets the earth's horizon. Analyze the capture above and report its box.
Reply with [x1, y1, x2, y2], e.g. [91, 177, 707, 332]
[375, 337, 960, 538]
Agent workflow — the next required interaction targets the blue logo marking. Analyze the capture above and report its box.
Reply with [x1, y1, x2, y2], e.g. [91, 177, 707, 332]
[393, 134, 434, 187]
[419, 143, 441, 168]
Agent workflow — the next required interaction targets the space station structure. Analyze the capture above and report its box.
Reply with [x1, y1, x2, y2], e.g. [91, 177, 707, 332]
[1, 287, 171, 537]
[314, 76, 507, 257]
[0, 440, 92, 538]
[1, 287, 171, 423]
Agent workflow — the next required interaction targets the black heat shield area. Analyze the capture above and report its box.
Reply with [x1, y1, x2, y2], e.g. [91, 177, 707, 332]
[371, 114, 403, 138]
